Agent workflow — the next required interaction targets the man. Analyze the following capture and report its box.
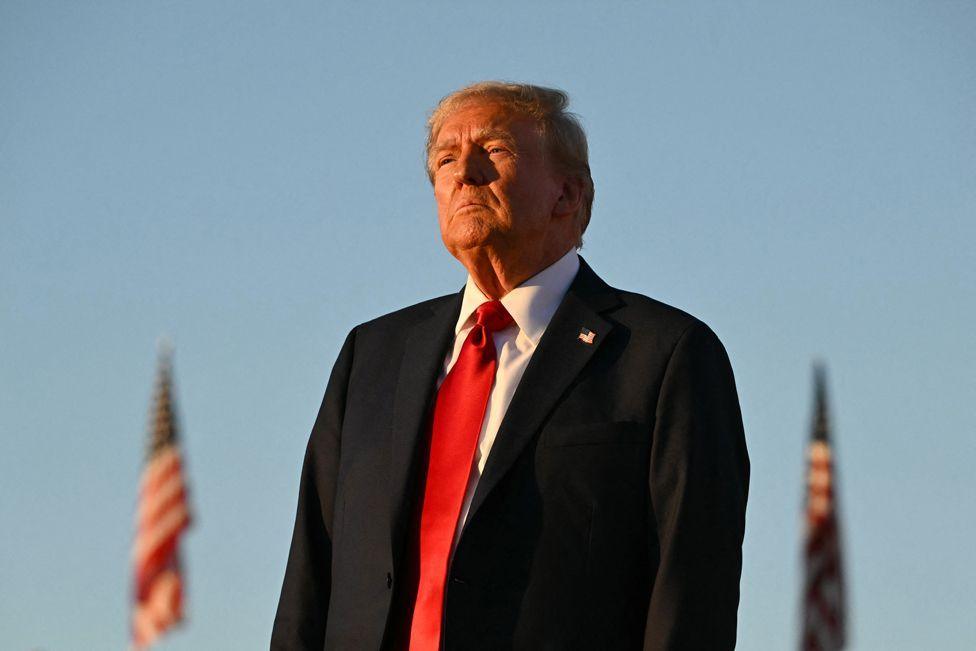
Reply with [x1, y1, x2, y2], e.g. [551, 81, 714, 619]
[272, 82, 749, 650]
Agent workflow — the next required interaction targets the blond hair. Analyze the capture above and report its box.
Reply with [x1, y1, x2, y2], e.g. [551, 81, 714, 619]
[426, 81, 595, 248]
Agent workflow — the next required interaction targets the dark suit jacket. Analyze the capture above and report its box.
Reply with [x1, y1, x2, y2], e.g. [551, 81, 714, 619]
[272, 258, 749, 650]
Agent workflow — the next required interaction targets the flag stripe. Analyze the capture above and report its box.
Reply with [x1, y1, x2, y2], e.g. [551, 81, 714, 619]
[135, 500, 190, 565]
[132, 350, 190, 650]
[139, 448, 181, 493]
[800, 366, 845, 651]
[138, 463, 186, 527]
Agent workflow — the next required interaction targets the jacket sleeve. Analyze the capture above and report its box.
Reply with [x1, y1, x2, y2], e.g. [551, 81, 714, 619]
[271, 328, 357, 650]
[643, 321, 750, 650]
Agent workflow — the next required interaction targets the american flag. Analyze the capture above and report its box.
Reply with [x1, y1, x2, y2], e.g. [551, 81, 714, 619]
[800, 364, 846, 651]
[577, 327, 596, 345]
[132, 344, 192, 649]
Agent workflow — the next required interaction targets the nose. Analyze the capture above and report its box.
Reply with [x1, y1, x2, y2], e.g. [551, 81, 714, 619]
[454, 147, 488, 186]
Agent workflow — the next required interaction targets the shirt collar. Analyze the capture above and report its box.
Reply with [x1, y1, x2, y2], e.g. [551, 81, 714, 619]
[455, 248, 580, 346]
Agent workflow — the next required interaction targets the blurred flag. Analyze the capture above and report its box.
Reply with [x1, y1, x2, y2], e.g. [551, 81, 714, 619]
[132, 342, 192, 649]
[800, 364, 847, 651]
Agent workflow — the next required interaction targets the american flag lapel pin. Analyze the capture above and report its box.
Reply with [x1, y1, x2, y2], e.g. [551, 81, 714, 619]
[577, 327, 596, 345]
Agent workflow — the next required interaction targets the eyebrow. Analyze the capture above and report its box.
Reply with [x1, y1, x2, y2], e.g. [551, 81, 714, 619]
[433, 127, 517, 154]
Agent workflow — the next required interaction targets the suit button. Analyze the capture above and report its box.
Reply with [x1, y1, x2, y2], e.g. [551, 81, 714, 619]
[451, 576, 467, 585]
[386, 572, 393, 589]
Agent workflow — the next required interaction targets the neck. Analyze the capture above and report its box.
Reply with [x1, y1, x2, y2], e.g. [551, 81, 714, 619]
[458, 243, 574, 299]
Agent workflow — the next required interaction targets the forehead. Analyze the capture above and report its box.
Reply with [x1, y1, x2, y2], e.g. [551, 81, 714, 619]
[434, 100, 541, 145]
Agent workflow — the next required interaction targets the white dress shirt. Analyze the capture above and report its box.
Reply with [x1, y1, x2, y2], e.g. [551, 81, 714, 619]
[439, 248, 580, 550]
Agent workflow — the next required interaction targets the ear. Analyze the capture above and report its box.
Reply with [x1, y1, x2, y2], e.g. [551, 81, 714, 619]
[552, 175, 584, 219]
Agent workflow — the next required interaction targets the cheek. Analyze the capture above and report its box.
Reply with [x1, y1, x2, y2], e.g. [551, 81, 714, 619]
[501, 180, 545, 218]
[433, 182, 452, 210]
[492, 178, 523, 209]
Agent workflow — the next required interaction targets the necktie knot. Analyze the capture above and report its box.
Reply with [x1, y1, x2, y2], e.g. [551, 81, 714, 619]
[474, 300, 514, 333]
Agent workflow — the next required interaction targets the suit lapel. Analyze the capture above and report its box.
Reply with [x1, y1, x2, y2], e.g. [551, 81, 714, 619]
[388, 292, 462, 554]
[465, 258, 622, 525]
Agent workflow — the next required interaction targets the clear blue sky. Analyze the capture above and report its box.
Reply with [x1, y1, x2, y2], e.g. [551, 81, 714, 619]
[2, 1, 974, 649]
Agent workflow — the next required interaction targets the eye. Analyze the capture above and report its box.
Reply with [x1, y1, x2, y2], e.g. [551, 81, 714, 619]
[437, 156, 455, 168]
[487, 146, 507, 155]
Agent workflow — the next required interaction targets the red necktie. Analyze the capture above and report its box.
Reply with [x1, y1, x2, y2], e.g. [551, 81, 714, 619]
[406, 300, 514, 650]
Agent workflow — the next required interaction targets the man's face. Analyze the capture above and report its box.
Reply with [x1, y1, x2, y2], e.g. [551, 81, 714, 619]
[431, 101, 566, 260]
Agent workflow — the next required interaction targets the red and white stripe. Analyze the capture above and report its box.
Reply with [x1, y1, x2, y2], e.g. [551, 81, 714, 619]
[132, 444, 190, 649]
[801, 440, 846, 651]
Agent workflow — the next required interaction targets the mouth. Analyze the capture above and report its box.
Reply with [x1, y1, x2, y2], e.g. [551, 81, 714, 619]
[456, 202, 487, 212]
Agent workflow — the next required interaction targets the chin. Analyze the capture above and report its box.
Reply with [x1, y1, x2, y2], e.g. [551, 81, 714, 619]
[441, 213, 502, 252]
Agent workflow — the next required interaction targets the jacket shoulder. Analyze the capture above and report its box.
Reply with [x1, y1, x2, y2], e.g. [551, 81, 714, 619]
[353, 292, 459, 337]
[576, 258, 716, 345]
[605, 285, 735, 369]
[610, 288, 711, 341]
[605, 287, 737, 384]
